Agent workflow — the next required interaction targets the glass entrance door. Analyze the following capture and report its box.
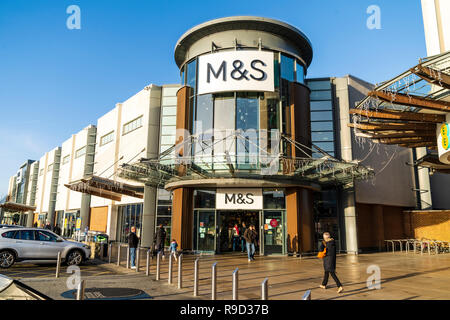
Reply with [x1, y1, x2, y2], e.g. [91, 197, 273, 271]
[262, 211, 284, 254]
[193, 210, 216, 252]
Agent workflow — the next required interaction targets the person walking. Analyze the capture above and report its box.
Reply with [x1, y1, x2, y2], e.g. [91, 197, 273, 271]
[231, 223, 240, 252]
[319, 232, 343, 293]
[153, 224, 167, 258]
[169, 239, 178, 262]
[45, 220, 52, 230]
[244, 224, 258, 262]
[240, 222, 247, 253]
[128, 226, 139, 269]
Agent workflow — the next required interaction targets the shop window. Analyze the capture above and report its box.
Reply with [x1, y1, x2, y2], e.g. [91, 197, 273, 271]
[263, 189, 286, 209]
[194, 189, 216, 209]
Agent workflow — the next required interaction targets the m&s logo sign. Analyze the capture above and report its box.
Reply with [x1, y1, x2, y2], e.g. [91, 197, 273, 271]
[216, 188, 263, 210]
[198, 51, 275, 95]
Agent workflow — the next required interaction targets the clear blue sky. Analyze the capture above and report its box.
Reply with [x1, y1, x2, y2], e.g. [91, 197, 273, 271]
[0, 0, 426, 196]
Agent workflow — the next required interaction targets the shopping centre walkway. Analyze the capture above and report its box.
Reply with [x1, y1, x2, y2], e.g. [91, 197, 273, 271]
[15, 250, 450, 300]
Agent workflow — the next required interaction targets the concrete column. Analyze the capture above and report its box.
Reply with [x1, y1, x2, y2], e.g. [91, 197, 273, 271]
[80, 194, 91, 231]
[373, 205, 384, 251]
[26, 210, 34, 227]
[141, 185, 157, 248]
[343, 187, 358, 255]
[415, 147, 433, 210]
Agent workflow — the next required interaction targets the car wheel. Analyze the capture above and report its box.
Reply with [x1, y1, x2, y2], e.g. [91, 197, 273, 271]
[66, 249, 84, 266]
[0, 250, 16, 268]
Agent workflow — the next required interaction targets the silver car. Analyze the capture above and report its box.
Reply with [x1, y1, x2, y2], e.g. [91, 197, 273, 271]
[0, 227, 91, 268]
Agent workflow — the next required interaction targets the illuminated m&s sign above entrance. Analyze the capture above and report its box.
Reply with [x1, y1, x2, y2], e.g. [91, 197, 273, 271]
[216, 188, 263, 210]
[197, 51, 275, 95]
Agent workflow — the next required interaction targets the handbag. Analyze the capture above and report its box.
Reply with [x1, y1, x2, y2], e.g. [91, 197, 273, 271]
[317, 241, 327, 259]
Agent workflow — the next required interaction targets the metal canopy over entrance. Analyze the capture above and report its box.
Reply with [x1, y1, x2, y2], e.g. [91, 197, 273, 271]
[64, 176, 144, 201]
[349, 51, 450, 150]
[0, 202, 36, 213]
[116, 134, 374, 189]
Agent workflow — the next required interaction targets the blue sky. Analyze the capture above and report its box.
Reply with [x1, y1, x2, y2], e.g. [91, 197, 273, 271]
[0, 0, 426, 196]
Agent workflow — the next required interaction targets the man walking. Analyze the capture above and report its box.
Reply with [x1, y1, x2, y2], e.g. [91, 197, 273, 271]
[244, 224, 258, 262]
[319, 232, 343, 293]
[128, 226, 139, 269]
[153, 224, 167, 258]
[240, 222, 247, 253]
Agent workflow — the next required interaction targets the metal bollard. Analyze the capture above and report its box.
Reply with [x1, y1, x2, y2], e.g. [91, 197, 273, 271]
[108, 243, 112, 264]
[302, 290, 311, 300]
[232, 267, 239, 300]
[76, 280, 86, 300]
[261, 278, 268, 300]
[136, 247, 140, 272]
[146, 250, 150, 276]
[55, 252, 62, 278]
[194, 258, 199, 297]
[156, 252, 161, 281]
[117, 244, 121, 266]
[168, 253, 173, 284]
[178, 253, 183, 289]
[126, 246, 130, 269]
[211, 262, 217, 300]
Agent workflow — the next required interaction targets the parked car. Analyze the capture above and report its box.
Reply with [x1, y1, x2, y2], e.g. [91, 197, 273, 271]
[0, 227, 91, 268]
[0, 225, 20, 229]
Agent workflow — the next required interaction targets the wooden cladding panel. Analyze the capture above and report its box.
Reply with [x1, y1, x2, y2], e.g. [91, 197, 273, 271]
[89, 206, 108, 233]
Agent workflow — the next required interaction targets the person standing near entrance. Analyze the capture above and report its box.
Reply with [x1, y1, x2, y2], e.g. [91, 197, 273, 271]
[154, 224, 167, 258]
[319, 232, 343, 293]
[240, 222, 247, 253]
[128, 226, 139, 269]
[244, 224, 258, 261]
[232, 223, 240, 252]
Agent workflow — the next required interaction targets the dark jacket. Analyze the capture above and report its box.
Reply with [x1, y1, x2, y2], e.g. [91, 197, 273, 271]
[153, 227, 166, 247]
[320, 239, 337, 272]
[243, 228, 258, 245]
[128, 232, 139, 248]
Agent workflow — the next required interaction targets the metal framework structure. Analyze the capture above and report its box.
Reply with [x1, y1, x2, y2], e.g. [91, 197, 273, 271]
[349, 50, 450, 150]
[116, 133, 374, 189]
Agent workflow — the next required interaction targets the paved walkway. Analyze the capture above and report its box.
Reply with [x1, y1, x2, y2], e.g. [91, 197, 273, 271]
[13, 251, 450, 300]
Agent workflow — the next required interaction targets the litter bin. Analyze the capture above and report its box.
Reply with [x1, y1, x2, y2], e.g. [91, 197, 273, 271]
[95, 234, 109, 257]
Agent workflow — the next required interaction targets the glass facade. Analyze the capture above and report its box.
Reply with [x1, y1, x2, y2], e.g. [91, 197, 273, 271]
[116, 203, 143, 243]
[313, 189, 341, 252]
[306, 78, 336, 158]
[156, 188, 172, 246]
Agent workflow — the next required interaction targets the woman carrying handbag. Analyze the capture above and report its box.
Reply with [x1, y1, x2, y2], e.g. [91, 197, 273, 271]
[317, 232, 343, 293]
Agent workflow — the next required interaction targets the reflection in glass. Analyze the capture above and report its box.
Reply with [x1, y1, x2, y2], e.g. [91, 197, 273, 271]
[213, 94, 235, 169]
[296, 61, 304, 84]
[280, 54, 295, 82]
[186, 59, 197, 92]
[194, 189, 216, 208]
[263, 189, 285, 209]
[236, 93, 259, 168]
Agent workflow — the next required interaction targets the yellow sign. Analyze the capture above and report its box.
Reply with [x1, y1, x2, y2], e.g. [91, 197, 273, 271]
[441, 124, 449, 150]
[75, 218, 82, 230]
[63, 218, 68, 229]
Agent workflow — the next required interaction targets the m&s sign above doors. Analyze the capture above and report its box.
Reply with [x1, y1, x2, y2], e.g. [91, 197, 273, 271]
[197, 51, 275, 95]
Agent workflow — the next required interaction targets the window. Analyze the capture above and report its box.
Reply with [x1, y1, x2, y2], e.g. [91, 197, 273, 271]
[47, 163, 53, 173]
[36, 230, 58, 242]
[186, 59, 197, 93]
[39, 169, 44, 176]
[100, 131, 114, 146]
[75, 146, 86, 159]
[161, 116, 176, 126]
[123, 116, 143, 135]
[62, 155, 70, 165]
[14, 230, 35, 240]
[1, 231, 16, 239]
[311, 121, 334, 132]
[280, 54, 295, 82]
[312, 131, 334, 142]
[162, 106, 176, 116]
[311, 100, 332, 111]
[295, 61, 304, 84]
[162, 96, 177, 106]
[311, 111, 333, 121]
[310, 90, 332, 100]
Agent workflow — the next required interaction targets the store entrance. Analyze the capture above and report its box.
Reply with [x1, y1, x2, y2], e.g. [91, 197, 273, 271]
[217, 211, 260, 253]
